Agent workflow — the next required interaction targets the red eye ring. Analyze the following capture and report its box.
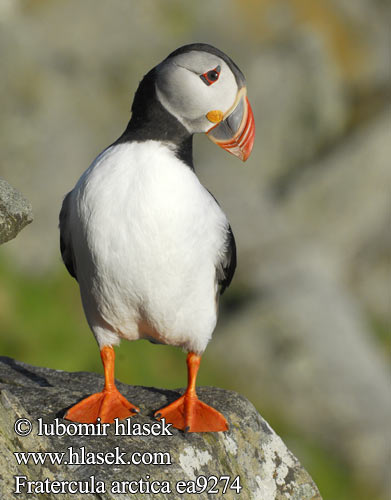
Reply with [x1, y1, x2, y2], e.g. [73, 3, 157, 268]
[200, 65, 221, 86]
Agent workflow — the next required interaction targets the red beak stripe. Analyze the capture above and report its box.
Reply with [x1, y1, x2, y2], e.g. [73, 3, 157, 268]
[222, 97, 255, 161]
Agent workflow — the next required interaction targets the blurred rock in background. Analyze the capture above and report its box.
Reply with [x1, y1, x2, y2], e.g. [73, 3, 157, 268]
[0, 179, 33, 245]
[0, 1, 390, 499]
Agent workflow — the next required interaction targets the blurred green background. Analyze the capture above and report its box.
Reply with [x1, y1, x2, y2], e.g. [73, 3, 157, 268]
[1, 1, 390, 499]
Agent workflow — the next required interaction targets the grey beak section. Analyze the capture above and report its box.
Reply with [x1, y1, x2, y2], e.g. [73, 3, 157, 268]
[207, 93, 245, 142]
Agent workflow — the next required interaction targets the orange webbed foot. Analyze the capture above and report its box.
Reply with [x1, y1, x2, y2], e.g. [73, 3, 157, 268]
[65, 387, 139, 424]
[155, 393, 228, 432]
[65, 345, 139, 424]
[154, 351, 228, 433]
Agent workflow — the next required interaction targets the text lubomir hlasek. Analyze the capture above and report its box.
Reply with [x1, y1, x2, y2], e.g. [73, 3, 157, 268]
[36, 417, 173, 436]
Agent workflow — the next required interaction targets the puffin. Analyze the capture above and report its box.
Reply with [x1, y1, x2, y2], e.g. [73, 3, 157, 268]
[59, 43, 255, 432]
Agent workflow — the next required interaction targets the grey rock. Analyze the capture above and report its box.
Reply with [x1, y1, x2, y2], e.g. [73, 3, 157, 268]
[247, 31, 348, 184]
[280, 109, 391, 323]
[0, 356, 322, 500]
[0, 179, 33, 245]
[327, 0, 391, 87]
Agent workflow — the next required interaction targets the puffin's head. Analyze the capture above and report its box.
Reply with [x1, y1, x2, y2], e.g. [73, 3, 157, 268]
[154, 43, 255, 162]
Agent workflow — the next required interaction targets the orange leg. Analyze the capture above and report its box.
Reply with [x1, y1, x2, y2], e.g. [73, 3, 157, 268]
[64, 346, 139, 424]
[154, 352, 228, 432]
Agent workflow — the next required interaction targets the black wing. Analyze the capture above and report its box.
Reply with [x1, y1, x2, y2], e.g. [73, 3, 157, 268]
[59, 191, 77, 280]
[217, 225, 237, 295]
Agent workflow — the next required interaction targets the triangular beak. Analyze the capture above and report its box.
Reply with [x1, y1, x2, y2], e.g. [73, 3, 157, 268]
[206, 88, 255, 162]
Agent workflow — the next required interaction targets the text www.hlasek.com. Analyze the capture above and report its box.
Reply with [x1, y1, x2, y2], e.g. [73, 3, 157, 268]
[14, 446, 170, 466]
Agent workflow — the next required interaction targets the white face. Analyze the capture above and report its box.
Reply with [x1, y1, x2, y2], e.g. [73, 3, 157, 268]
[155, 51, 239, 134]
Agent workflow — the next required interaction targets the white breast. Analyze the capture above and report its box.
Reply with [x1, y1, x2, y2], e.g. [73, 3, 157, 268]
[69, 141, 229, 354]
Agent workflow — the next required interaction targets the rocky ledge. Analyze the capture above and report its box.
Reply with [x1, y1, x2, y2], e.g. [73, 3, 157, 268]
[0, 357, 321, 499]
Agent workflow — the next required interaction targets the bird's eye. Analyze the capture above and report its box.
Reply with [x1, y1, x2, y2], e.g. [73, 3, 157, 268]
[200, 65, 221, 86]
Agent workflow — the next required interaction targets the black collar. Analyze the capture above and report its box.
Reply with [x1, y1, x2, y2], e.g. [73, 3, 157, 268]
[114, 68, 194, 170]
